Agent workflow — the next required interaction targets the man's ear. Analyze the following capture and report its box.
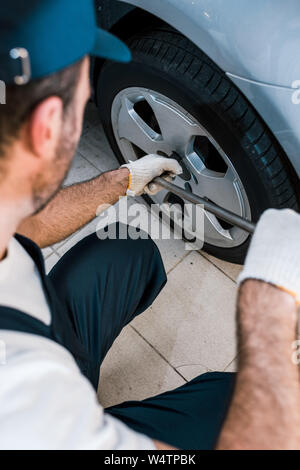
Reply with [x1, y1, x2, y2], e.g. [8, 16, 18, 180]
[27, 96, 63, 159]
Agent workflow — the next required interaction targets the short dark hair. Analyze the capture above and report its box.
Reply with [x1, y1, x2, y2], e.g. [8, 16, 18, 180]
[0, 58, 83, 156]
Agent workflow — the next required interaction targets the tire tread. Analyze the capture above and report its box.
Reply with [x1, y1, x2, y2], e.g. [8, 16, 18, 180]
[128, 27, 298, 211]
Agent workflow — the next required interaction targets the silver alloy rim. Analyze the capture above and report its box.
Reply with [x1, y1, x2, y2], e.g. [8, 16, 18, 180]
[111, 87, 251, 248]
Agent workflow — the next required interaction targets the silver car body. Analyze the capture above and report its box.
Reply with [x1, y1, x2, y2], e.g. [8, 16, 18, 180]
[120, 0, 300, 178]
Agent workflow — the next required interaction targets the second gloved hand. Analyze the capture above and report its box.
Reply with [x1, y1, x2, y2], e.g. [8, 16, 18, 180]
[238, 209, 300, 304]
[121, 154, 182, 196]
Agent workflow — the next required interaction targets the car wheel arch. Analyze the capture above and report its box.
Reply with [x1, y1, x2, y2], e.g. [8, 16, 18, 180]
[93, 2, 300, 205]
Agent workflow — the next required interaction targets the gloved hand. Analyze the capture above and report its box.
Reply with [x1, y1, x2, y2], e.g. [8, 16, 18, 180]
[121, 154, 182, 196]
[238, 209, 300, 304]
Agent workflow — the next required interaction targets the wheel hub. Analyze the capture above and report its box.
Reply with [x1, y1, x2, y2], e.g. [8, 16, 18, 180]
[111, 87, 251, 248]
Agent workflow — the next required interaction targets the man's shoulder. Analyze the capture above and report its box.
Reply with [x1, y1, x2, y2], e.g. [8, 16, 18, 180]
[0, 330, 155, 450]
[0, 329, 78, 375]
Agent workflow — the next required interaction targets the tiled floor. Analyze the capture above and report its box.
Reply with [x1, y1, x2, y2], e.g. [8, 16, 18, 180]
[43, 103, 241, 408]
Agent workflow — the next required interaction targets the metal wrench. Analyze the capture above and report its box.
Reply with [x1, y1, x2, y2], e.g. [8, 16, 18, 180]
[152, 175, 256, 234]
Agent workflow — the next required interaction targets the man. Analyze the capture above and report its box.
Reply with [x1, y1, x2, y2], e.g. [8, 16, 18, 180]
[0, 0, 300, 450]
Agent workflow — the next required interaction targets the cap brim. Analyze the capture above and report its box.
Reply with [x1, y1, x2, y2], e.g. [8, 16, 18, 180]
[91, 28, 131, 63]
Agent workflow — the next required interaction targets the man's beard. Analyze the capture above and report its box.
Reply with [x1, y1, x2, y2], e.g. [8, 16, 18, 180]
[32, 119, 78, 215]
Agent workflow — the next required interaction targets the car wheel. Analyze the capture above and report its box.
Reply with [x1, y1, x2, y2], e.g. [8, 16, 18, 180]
[97, 27, 298, 264]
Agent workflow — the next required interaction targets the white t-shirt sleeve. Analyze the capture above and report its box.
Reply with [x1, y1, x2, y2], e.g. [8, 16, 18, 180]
[0, 333, 155, 450]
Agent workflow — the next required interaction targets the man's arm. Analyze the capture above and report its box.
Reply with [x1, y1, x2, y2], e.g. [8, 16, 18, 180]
[217, 209, 300, 450]
[217, 280, 300, 450]
[18, 168, 129, 248]
[18, 154, 182, 248]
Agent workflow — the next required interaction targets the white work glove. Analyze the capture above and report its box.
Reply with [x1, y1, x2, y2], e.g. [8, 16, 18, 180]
[121, 154, 182, 196]
[238, 209, 300, 304]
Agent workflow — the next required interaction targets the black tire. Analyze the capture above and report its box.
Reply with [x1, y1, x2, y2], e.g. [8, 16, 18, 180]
[97, 26, 299, 264]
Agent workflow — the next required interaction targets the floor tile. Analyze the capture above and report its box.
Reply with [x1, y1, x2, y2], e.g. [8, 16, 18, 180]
[45, 253, 60, 274]
[132, 251, 238, 372]
[98, 325, 185, 408]
[200, 251, 243, 283]
[78, 126, 119, 172]
[175, 364, 212, 382]
[154, 238, 189, 274]
[64, 152, 100, 186]
[224, 356, 238, 372]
